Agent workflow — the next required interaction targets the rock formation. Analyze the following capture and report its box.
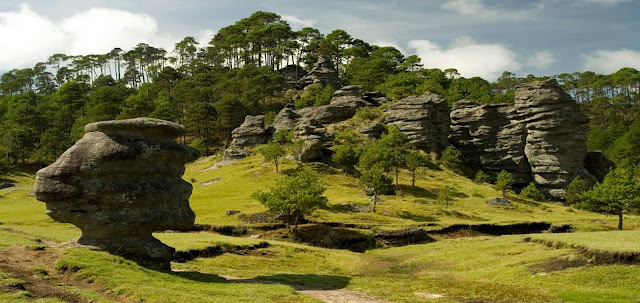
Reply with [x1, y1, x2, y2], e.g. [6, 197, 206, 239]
[225, 115, 272, 160]
[293, 117, 334, 162]
[451, 79, 601, 198]
[34, 118, 199, 269]
[363, 91, 391, 106]
[514, 79, 596, 198]
[272, 103, 301, 133]
[384, 92, 450, 158]
[297, 86, 372, 124]
[450, 101, 531, 185]
[296, 55, 339, 88]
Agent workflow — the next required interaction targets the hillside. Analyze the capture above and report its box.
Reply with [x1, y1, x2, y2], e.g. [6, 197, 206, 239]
[1, 155, 639, 302]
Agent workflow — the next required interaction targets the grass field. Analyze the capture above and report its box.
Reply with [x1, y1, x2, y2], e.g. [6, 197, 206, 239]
[1, 155, 639, 302]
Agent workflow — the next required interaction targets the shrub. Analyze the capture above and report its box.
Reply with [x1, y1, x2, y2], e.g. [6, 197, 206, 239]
[564, 176, 589, 205]
[474, 170, 491, 184]
[440, 146, 464, 172]
[519, 182, 545, 201]
[355, 107, 382, 121]
[495, 170, 515, 197]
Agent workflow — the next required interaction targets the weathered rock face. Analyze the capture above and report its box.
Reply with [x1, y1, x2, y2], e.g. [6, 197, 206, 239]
[359, 123, 386, 139]
[450, 101, 531, 185]
[384, 92, 450, 157]
[333, 85, 363, 98]
[229, 115, 271, 148]
[272, 103, 301, 133]
[34, 118, 199, 268]
[297, 89, 372, 124]
[293, 117, 334, 162]
[363, 91, 391, 106]
[450, 79, 602, 198]
[297, 55, 339, 88]
[514, 79, 596, 198]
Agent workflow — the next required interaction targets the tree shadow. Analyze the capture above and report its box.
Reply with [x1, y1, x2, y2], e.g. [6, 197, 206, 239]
[397, 211, 439, 223]
[396, 185, 437, 199]
[508, 195, 542, 207]
[169, 270, 351, 290]
[439, 210, 488, 221]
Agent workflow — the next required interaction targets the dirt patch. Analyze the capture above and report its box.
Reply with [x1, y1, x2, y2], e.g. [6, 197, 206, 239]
[528, 257, 588, 273]
[201, 159, 236, 172]
[0, 246, 123, 302]
[429, 222, 567, 238]
[200, 177, 223, 186]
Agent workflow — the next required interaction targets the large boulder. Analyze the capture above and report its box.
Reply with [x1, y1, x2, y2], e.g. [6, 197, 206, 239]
[384, 92, 450, 158]
[272, 103, 301, 133]
[296, 55, 339, 88]
[229, 115, 271, 148]
[450, 100, 531, 185]
[293, 118, 334, 162]
[514, 79, 596, 198]
[297, 87, 372, 124]
[33, 118, 199, 269]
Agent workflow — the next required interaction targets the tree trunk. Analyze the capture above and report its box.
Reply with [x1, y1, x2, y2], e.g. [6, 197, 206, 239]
[618, 212, 623, 230]
[275, 158, 279, 173]
[412, 169, 416, 187]
[395, 167, 399, 186]
[372, 194, 377, 212]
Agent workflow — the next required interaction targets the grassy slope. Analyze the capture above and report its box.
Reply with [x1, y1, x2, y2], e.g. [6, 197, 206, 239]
[1, 158, 640, 302]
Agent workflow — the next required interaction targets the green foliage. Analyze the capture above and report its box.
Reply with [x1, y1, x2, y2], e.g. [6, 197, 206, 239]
[474, 170, 491, 184]
[332, 129, 364, 175]
[359, 164, 393, 212]
[405, 150, 429, 187]
[440, 145, 464, 173]
[438, 185, 456, 210]
[295, 84, 335, 109]
[257, 142, 286, 173]
[355, 107, 382, 121]
[273, 130, 293, 145]
[495, 170, 515, 197]
[252, 169, 327, 229]
[564, 176, 589, 205]
[519, 183, 545, 201]
[345, 46, 404, 91]
[578, 168, 640, 230]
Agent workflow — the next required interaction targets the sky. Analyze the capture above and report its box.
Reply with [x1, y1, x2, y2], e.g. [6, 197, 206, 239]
[1, 0, 639, 81]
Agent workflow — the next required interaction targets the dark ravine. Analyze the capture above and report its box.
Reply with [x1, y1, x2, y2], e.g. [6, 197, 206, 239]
[172, 242, 270, 263]
[428, 222, 571, 237]
[525, 238, 640, 265]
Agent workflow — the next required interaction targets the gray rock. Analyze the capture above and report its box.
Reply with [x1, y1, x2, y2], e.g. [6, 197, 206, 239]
[272, 103, 301, 132]
[225, 210, 240, 216]
[229, 115, 270, 149]
[486, 197, 511, 206]
[223, 149, 249, 161]
[33, 118, 199, 269]
[297, 95, 372, 124]
[384, 92, 450, 157]
[449, 100, 531, 185]
[333, 85, 363, 98]
[514, 79, 596, 198]
[293, 118, 334, 162]
[0, 182, 15, 190]
[359, 123, 386, 139]
[584, 151, 615, 183]
[363, 91, 391, 106]
[297, 55, 339, 89]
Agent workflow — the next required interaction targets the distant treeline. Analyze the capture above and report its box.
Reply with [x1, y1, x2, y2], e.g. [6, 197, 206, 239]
[0, 11, 638, 169]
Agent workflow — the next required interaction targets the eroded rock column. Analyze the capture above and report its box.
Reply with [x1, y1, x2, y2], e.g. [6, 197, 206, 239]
[34, 118, 199, 268]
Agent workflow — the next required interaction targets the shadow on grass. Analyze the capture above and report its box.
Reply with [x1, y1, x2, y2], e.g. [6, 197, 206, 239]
[397, 212, 439, 223]
[170, 271, 351, 290]
[396, 185, 437, 199]
[439, 209, 488, 221]
[509, 195, 543, 207]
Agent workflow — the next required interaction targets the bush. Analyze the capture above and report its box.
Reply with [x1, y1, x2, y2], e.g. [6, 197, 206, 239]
[355, 107, 382, 121]
[294, 84, 335, 109]
[440, 146, 464, 172]
[495, 170, 515, 197]
[519, 182, 545, 201]
[474, 170, 491, 184]
[273, 130, 293, 145]
[564, 176, 589, 205]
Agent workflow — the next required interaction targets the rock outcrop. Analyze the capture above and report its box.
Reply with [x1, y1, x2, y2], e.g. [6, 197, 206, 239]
[224, 115, 272, 160]
[297, 87, 372, 124]
[363, 91, 391, 106]
[296, 55, 339, 88]
[514, 79, 596, 198]
[293, 117, 334, 162]
[384, 92, 450, 158]
[450, 101, 531, 185]
[272, 103, 301, 132]
[450, 79, 602, 198]
[33, 118, 199, 269]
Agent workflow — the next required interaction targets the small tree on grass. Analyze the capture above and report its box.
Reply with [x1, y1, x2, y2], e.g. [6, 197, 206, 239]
[359, 164, 393, 212]
[440, 145, 464, 173]
[288, 139, 306, 169]
[519, 182, 545, 201]
[438, 185, 456, 210]
[474, 170, 491, 184]
[332, 129, 363, 175]
[405, 150, 429, 187]
[563, 176, 589, 205]
[252, 169, 327, 231]
[577, 169, 640, 230]
[258, 142, 286, 173]
[378, 125, 411, 186]
[495, 170, 515, 197]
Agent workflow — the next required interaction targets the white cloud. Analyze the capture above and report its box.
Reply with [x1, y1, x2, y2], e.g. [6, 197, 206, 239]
[441, 0, 544, 21]
[527, 50, 555, 69]
[408, 37, 521, 81]
[582, 49, 640, 74]
[280, 14, 315, 28]
[575, 0, 632, 5]
[0, 4, 201, 70]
